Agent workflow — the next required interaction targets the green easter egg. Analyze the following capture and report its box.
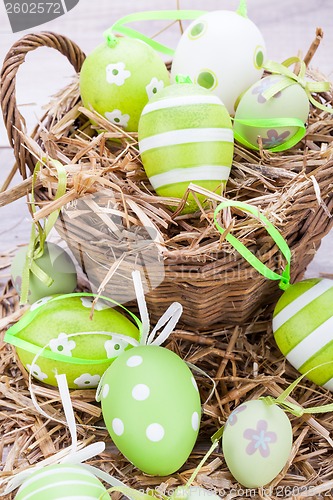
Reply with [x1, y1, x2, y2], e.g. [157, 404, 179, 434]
[98, 345, 201, 475]
[222, 399, 292, 488]
[5, 294, 139, 388]
[138, 83, 234, 213]
[79, 37, 170, 132]
[273, 278, 333, 391]
[15, 464, 109, 499]
[11, 242, 77, 304]
[234, 75, 310, 150]
[172, 486, 222, 500]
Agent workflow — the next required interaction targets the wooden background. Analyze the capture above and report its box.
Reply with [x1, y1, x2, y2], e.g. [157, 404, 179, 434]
[0, 0, 333, 281]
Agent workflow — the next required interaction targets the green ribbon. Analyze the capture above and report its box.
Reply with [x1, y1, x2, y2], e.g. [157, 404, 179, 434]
[236, 0, 247, 17]
[20, 159, 67, 305]
[104, 10, 207, 54]
[214, 200, 291, 290]
[263, 56, 333, 114]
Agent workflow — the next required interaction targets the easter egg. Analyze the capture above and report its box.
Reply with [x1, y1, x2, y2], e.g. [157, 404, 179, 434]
[171, 10, 266, 115]
[79, 36, 170, 132]
[11, 242, 77, 304]
[97, 345, 201, 475]
[273, 278, 333, 391]
[15, 464, 109, 499]
[222, 399, 292, 488]
[171, 486, 222, 500]
[234, 75, 310, 150]
[138, 83, 233, 212]
[5, 294, 139, 388]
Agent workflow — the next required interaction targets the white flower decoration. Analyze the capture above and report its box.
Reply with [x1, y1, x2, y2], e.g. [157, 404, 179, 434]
[105, 109, 130, 128]
[104, 337, 128, 359]
[30, 296, 53, 311]
[26, 363, 48, 381]
[80, 297, 110, 311]
[74, 373, 101, 388]
[106, 62, 131, 86]
[49, 333, 76, 357]
[146, 77, 165, 99]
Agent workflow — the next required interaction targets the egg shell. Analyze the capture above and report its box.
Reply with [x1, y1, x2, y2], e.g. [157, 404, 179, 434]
[172, 486, 221, 500]
[273, 278, 333, 391]
[11, 242, 77, 304]
[171, 10, 266, 115]
[138, 83, 233, 213]
[15, 464, 109, 500]
[5, 295, 139, 388]
[222, 399, 292, 488]
[234, 75, 310, 150]
[79, 37, 170, 132]
[98, 345, 201, 475]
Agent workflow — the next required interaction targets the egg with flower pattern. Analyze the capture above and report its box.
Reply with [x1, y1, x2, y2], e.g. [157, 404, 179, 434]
[222, 399, 292, 487]
[97, 345, 201, 475]
[5, 294, 139, 388]
[79, 36, 170, 131]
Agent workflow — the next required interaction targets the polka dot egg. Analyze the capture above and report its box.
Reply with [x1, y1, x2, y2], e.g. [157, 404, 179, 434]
[171, 10, 266, 115]
[5, 294, 139, 389]
[15, 464, 109, 499]
[138, 83, 233, 213]
[273, 278, 333, 391]
[79, 36, 170, 131]
[97, 345, 201, 475]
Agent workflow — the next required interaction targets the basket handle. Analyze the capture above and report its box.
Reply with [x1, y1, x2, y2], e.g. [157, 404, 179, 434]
[0, 32, 86, 180]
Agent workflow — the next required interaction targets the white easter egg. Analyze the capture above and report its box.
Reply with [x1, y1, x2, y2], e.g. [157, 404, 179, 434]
[171, 10, 266, 115]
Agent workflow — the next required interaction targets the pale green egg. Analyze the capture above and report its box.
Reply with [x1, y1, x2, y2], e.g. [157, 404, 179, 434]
[79, 36, 170, 132]
[222, 399, 292, 488]
[15, 464, 109, 499]
[5, 294, 139, 388]
[98, 345, 201, 475]
[11, 242, 77, 304]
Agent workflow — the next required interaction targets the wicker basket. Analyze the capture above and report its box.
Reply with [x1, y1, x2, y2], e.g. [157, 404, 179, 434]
[1, 32, 333, 329]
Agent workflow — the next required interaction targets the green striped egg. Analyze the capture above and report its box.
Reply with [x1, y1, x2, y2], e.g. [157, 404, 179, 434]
[138, 83, 234, 213]
[273, 278, 333, 391]
[15, 464, 109, 500]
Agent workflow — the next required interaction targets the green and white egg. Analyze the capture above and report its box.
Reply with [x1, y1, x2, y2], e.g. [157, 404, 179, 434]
[234, 75, 310, 150]
[5, 294, 139, 388]
[222, 399, 293, 488]
[11, 242, 77, 304]
[138, 83, 233, 212]
[273, 278, 333, 391]
[15, 464, 109, 500]
[97, 345, 201, 475]
[79, 36, 170, 132]
[171, 10, 266, 115]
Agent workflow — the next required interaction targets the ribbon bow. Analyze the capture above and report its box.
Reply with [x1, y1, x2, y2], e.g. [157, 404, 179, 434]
[263, 56, 333, 114]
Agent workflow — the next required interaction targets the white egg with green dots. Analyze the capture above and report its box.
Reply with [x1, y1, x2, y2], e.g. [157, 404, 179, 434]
[171, 9, 266, 115]
[273, 278, 333, 391]
[79, 36, 170, 132]
[138, 83, 234, 212]
[15, 464, 109, 500]
[4, 294, 139, 389]
[97, 345, 201, 475]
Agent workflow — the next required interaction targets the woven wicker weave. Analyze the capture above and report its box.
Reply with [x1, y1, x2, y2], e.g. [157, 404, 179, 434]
[1, 32, 333, 328]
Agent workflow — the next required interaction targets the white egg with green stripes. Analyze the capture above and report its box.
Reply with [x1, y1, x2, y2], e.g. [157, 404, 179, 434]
[15, 464, 109, 500]
[273, 278, 333, 391]
[138, 83, 234, 213]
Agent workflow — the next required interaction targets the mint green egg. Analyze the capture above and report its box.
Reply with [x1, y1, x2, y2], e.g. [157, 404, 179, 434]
[15, 464, 109, 499]
[222, 399, 292, 488]
[79, 37, 170, 132]
[138, 83, 234, 213]
[273, 278, 333, 390]
[234, 75, 309, 150]
[11, 242, 77, 304]
[98, 345, 201, 475]
[5, 294, 139, 388]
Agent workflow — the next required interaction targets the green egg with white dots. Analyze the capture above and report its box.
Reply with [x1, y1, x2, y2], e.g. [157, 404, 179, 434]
[97, 345, 201, 475]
